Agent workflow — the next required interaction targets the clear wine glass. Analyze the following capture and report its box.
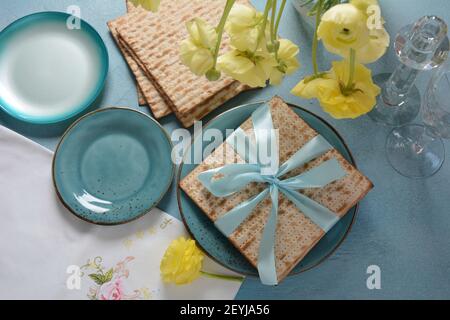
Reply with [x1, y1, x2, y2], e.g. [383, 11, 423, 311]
[386, 57, 450, 178]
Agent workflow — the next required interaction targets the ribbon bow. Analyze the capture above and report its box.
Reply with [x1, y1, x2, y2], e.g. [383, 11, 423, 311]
[198, 103, 347, 285]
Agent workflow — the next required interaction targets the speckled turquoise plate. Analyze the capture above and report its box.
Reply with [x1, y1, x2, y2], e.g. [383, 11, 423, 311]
[177, 102, 358, 277]
[53, 108, 174, 225]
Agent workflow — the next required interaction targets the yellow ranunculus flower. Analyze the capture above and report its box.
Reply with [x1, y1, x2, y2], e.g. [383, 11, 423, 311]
[160, 237, 204, 285]
[180, 18, 217, 76]
[291, 60, 380, 119]
[217, 48, 277, 88]
[129, 0, 160, 12]
[316, 80, 375, 119]
[319, 60, 380, 119]
[270, 39, 300, 85]
[225, 4, 265, 52]
[317, 3, 370, 57]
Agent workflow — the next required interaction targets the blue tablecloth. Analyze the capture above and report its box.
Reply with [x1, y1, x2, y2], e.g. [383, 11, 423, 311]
[1, 0, 449, 299]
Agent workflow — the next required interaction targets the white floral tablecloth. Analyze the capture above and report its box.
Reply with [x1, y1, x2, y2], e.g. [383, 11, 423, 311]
[0, 125, 243, 300]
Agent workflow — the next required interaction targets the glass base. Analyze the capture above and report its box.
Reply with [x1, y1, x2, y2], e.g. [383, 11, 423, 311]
[368, 73, 421, 126]
[386, 124, 445, 179]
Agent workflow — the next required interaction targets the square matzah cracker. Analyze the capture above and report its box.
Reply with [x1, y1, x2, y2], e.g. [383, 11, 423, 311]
[116, 29, 249, 127]
[116, 0, 249, 118]
[116, 28, 249, 126]
[108, 2, 172, 118]
[125, 0, 147, 106]
[180, 96, 373, 283]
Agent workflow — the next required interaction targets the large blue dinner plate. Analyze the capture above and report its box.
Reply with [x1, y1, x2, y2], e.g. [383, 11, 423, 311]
[53, 108, 174, 225]
[0, 12, 108, 124]
[177, 101, 358, 277]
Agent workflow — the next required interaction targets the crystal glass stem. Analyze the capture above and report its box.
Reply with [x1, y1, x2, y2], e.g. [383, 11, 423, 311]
[382, 64, 419, 106]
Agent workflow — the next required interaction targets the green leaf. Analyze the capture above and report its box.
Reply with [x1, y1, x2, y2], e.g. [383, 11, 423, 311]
[89, 273, 106, 286]
[104, 268, 114, 283]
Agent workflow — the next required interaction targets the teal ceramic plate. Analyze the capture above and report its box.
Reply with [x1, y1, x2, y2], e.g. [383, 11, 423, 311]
[177, 102, 358, 276]
[0, 12, 108, 124]
[53, 108, 174, 225]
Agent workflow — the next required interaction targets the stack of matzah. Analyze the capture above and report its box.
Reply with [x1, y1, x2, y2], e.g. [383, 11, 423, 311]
[108, 0, 250, 127]
[180, 96, 373, 283]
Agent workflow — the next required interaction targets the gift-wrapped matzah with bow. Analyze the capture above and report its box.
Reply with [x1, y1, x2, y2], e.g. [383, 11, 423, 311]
[180, 96, 373, 285]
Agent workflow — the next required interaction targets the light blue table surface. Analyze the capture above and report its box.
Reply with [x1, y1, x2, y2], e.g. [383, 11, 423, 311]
[1, 0, 449, 299]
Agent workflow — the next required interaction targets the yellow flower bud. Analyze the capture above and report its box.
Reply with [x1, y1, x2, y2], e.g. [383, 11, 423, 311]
[160, 237, 204, 285]
[206, 68, 221, 81]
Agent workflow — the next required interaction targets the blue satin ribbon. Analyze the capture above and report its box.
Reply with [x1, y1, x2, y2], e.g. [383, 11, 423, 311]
[198, 103, 347, 285]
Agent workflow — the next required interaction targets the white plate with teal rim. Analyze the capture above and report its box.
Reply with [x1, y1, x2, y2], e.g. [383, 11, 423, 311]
[177, 102, 359, 277]
[53, 108, 174, 225]
[0, 12, 108, 124]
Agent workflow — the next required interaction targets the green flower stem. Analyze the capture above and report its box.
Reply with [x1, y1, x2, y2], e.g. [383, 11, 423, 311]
[274, 0, 286, 37]
[312, 0, 324, 76]
[345, 48, 356, 90]
[200, 270, 244, 283]
[270, 0, 278, 60]
[211, 0, 236, 69]
[254, 0, 273, 53]
[270, 0, 277, 43]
